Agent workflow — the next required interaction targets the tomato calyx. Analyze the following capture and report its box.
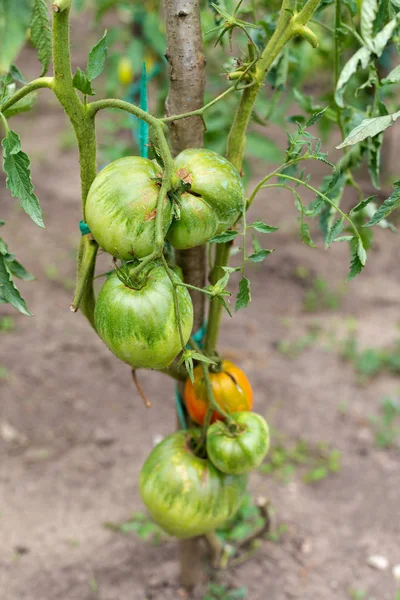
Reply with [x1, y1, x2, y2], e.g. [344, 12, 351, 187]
[114, 260, 149, 291]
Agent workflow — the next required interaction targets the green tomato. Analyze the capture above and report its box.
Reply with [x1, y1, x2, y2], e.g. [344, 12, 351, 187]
[167, 192, 218, 249]
[207, 412, 270, 475]
[140, 429, 247, 538]
[168, 149, 244, 249]
[94, 261, 193, 370]
[85, 157, 171, 260]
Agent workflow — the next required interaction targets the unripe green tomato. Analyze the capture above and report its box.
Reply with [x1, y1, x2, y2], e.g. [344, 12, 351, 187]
[85, 157, 172, 260]
[139, 429, 247, 538]
[207, 412, 270, 475]
[167, 192, 219, 249]
[94, 262, 193, 370]
[168, 149, 244, 250]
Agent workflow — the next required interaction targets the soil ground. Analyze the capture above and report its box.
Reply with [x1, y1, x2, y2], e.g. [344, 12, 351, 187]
[1, 23, 400, 600]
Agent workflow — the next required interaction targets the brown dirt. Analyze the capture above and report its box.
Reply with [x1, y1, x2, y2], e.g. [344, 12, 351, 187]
[1, 29, 400, 600]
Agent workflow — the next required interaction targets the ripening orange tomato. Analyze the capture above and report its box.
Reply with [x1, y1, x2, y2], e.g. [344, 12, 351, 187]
[184, 360, 253, 425]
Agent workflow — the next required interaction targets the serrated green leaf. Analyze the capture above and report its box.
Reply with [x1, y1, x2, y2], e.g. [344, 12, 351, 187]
[367, 133, 382, 190]
[335, 47, 371, 108]
[382, 64, 400, 85]
[372, 14, 400, 55]
[235, 277, 251, 311]
[357, 238, 367, 265]
[72, 67, 95, 95]
[361, 0, 379, 46]
[9, 64, 25, 84]
[305, 107, 328, 128]
[364, 183, 400, 226]
[2, 130, 44, 228]
[247, 221, 279, 234]
[347, 238, 364, 281]
[0, 0, 31, 72]
[326, 218, 344, 246]
[247, 249, 274, 262]
[350, 195, 375, 214]
[209, 230, 238, 243]
[300, 222, 316, 248]
[0, 254, 32, 315]
[337, 111, 400, 149]
[87, 31, 108, 81]
[30, 0, 52, 76]
[333, 235, 354, 242]
[5, 255, 34, 280]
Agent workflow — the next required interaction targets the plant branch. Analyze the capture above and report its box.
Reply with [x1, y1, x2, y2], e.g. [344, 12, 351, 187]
[1, 78, 54, 113]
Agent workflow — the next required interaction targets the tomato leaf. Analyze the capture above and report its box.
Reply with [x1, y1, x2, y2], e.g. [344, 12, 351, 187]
[337, 111, 400, 149]
[326, 218, 344, 247]
[350, 195, 375, 214]
[247, 221, 279, 234]
[360, 0, 379, 47]
[1, 130, 44, 228]
[247, 249, 274, 262]
[72, 67, 95, 96]
[0, 0, 31, 73]
[87, 31, 108, 81]
[209, 230, 238, 243]
[30, 0, 52, 76]
[0, 252, 32, 316]
[364, 181, 400, 226]
[347, 238, 365, 281]
[235, 277, 251, 312]
[300, 223, 316, 248]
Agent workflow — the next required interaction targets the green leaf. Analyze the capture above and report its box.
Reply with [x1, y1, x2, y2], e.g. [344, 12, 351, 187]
[0, 254, 32, 315]
[361, 0, 379, 46]
[372, 14, 400, 55]
[343, 0, 358, 15]
[209, 230, 238, 243]
[364, 182, 400, 226]
[381, 64, 400, 85]
[30, 0, 52, 76]
[305, 107, 328, 128]
[0, 0, 31, 73]
[367, 133, 382, 190]
[326, 218, 344, 247]
[247, 221, 279, 234]
[9, 64, 25, 84]
[2, 130, 44, 228]
[347, 238, 364, 281]
[86, 31, 108, 81]
[247, 249, 274, 262]
[72, 67, 95, 95]
[333, 235, 354, 242]
[335, 47, 371, 107]
[357, 238, 367, 265]
[235, 277, 251, 311]
[336, 111, 400, 148]
[350, 195, 375, 214]
[300, 222, 316, 248]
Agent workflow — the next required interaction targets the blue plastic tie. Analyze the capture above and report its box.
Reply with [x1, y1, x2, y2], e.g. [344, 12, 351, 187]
[79, 220, 91, 235]
[139, 62, 149, 158]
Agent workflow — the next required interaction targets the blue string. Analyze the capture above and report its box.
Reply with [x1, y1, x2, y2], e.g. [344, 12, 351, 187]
[139, 62, 149, 158]
[175, 321, 207, 429]
[79, 220, 90, 235]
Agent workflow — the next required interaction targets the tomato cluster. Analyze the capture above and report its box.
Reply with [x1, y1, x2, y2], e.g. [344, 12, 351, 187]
[139, 362, 270, 538]
[87, 149, 243, 371]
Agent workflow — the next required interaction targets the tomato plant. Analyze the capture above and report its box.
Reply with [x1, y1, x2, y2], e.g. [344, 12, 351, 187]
[1, 0, 400, 591]
[207, 412, 270, 475]
[184, 360, 253, 425]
